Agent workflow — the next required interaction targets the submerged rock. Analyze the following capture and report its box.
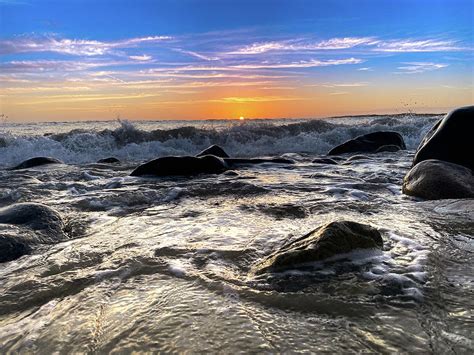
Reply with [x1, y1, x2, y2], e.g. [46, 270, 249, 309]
[328, 131, 406, 155]
[312, 158, 338, 165]
[130, 155, 228, 177]
[10, 157, 63, 170]
[413, 106, 474, 170]
[402, 159, 474, 200]
[196, 145, 229, 158]
[224, 157, 295, 167]
[97, 157, 120, 164]
[252, 221, 383, 275]
[0, 203, 66, 263]
[375, 144, 401, 153]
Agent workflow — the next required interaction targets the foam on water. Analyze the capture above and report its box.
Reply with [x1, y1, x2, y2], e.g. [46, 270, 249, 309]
[0, 114, 440, 167]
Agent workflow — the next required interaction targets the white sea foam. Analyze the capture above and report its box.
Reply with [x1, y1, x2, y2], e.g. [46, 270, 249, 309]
[0, 114, 440, 167]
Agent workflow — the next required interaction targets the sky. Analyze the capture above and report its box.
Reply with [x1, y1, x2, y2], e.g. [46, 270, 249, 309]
[0, 0, 473, 121]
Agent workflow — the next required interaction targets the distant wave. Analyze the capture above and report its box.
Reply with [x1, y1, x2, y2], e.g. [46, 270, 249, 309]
[0, 115, 440, 167]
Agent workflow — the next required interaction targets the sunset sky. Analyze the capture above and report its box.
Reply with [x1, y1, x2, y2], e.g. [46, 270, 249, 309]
[0, 0, 472, 121]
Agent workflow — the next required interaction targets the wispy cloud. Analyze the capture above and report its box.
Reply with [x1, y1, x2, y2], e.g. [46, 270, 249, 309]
[0, 35, 172, 56]
[229, 37, 377, 54]
[228, 37, 465, 55]
[174, 49, 219, 61]
[129, 54, 152, 61]
[395, 62, 448, 74]
[211, 96, 306, 103]
[374, 39, 462, 52]
[308, 82, 369, 88]
[233, 58, 363, 69]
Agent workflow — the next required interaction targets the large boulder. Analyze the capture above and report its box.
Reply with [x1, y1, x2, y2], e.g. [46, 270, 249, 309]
[196, 145, 229, 158]
[413, 106, 474, 170]
[0, 203, 66, 263]
[402, 159, 474, 200]
[130, 155, 228, 177]
[328, 131, 406, 155]
[10, 157, 63, 170]
[252, 221, 383, 275]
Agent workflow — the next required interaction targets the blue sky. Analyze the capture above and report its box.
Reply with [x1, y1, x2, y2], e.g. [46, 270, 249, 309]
[0, 0, 472, 120]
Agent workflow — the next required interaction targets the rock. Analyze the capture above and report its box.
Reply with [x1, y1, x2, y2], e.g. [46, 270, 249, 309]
[224, 158, 295, 167]
[196, 145, 229, 158]
[328, 131, 406, 155]
[402, 159, 474, 200]
[375, 144, 401, 153]
[130, 155, 228, 177]
[343, 155, 372, 163]
[312, 158, 338, 165]
[97, 157, 120, 164]
[0, 203, 66, 263]
[413, 106, 474, 170]
[10, 157, 63, 170]
[252, 221, 383, 275]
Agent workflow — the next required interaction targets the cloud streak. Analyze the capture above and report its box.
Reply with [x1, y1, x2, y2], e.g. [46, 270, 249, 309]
[395, 62, 448, 74]
[0, 35, 172, 56]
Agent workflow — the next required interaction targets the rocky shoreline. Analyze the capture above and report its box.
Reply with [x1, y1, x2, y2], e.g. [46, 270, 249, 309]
[1, 106, 473, 274]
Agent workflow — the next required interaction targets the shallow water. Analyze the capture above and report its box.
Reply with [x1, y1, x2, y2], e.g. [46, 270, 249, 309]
[0, 115, 473, 353]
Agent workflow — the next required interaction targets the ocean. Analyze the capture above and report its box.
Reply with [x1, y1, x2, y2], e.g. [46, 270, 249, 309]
[0, 114, 473, 353]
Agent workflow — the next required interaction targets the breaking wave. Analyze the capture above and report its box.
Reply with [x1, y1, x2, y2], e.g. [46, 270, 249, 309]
[0, 114, 441, 167]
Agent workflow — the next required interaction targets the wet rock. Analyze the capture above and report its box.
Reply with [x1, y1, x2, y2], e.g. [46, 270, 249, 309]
[196, 145, 229, 158]
[10, 157, 63, 170]
[344, 155, 372, 163]
[402, 159, 474, 200]
[312, 158, 338, 165]
[252, 221, 383, 274]
[223, 170, 239, 176]
[130, 155, 228, 177]
[224, 157, 295, 167]
[328, 131, 406, 155]
[97, 157, 120, 164]
[413, 106, 474, 170]
[0, 203, 66, 263]
[375, 144, 401, 153]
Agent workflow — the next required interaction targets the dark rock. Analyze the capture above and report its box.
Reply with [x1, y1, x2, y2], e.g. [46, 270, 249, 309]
[328, 131, 406, 155]
[344, 155, 372, 163]
[375, 144, 401, 153]
[97, 157, 120, 164]
[402, 159, 474, 200]
[413, 106, 474, 170]
[130, 155, 228, 177]
[196, 145, 229, 158]
[224, 158, 295, 167]
[223, 170, 239, 176]
[252, 221, 383, 275]
[0, 203, 66, 263]
[312, 158, 338, 165]
[10, 157, 63, 170]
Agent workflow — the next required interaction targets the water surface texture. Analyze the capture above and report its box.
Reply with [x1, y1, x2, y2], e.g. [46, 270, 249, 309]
[0, 115, 473, 353]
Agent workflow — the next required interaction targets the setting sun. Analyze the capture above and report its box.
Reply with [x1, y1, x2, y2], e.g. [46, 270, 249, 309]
[239, 116, 245, 120]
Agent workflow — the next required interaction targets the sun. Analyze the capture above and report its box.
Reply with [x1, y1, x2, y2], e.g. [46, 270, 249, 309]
[239, 116, 245, 120]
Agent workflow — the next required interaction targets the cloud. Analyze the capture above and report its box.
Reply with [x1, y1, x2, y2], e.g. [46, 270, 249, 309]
[211, 96, 305, 103]
[0, 35, 172, 56]
[374, 39, 461, 52]
[174, 49, 219, 61]
[129, 54, 152, 61]
[228, 37, 465, 55]
[233, 58, 363, 69]
[229, 37, 377, 54]
[308, 82, 369, 88]
[0, 60, 106, 72]
[395, 62, 448, 74]
[357, 67, 372, 71]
